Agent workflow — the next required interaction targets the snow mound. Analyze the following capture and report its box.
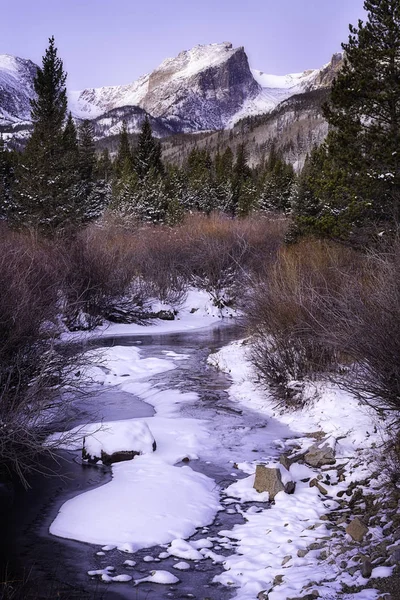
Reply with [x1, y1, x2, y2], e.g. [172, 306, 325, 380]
[83, 420, 155, 461]
[167, 538, 204, 561]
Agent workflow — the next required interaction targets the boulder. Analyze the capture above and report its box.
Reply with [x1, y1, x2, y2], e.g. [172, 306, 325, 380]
[254, 466, 285, 500]
[304, 439, 336, 468]
[82, 421, 156, 466]
[346, 518, 369, 542]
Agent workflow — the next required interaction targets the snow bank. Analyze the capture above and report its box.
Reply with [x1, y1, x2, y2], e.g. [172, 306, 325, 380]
[62, 288, 236, 341]
[50, 456, 220, 549]
[50, 340, 220, 551]
[208, 340, 387, 600]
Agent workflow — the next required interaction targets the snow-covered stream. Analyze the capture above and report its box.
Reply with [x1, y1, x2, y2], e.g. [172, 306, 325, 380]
[1, 314, 391, 600]
[2, 322, 289, 599]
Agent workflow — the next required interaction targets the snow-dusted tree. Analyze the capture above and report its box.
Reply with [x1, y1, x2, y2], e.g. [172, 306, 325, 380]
[133, 116, 163, 179]
[75, 120, 110, 223]
[258, 157, 295, 214]
[319, 0, 400, 230]
[0, 137, 16, 220]
[121, 172, 168, 223]
[114, 121, 133, 178]
[14, 37, 72, 232]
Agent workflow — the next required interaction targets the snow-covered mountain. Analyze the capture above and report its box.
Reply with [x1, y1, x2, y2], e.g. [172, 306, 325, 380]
[0, 55, 37, 126]
[69, 42, 260, 132]
[0, 42, 342, 144]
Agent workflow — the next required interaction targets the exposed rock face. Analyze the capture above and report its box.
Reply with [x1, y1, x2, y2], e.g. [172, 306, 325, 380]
[305, 52, 343, 91]
[0, 46, 343, 168]
[0, 55, 37, 125]
[71, 43, 260, 132]
[143, 44, 260, 130]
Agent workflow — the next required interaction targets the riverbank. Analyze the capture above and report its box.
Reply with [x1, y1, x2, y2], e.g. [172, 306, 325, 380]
[208, 340, 399, 600]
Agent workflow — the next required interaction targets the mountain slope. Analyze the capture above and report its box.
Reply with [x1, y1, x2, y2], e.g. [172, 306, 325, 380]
[69, 42, 261, 131]
[0, 55, 37, 125]
[0, 44, 343, 165]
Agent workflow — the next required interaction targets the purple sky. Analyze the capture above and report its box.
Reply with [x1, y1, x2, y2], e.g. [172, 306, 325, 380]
[2, 0, 366, 90]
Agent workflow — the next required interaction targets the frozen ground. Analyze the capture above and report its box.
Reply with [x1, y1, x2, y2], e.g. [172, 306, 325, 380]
[49, 320, 394, 599]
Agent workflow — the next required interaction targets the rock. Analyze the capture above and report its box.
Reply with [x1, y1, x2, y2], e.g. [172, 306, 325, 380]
[346, 518, 369, 542]
[360, 557, 373, 578]
[281, 555, 292, 566]
[284, 481, 296, 495]
[257, 592, 268, 600]
[309, 479, 328, 495]
[82, 421, 157, 466]
[279, 454, 293, 470]
[389, 548, 400, 565]
[153, 309, 175, 321]
[308, 542, 325, 551]
[273, 574, 284, 586]
[254, 466, 285, 500]
[304, 440, 336, 468]
[297, 549, 309, 557]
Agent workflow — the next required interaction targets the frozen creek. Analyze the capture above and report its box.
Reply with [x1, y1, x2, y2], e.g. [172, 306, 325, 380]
[0, 323, 296, 600]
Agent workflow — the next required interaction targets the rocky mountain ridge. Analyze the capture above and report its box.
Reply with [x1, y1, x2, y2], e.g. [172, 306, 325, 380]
[0, 43, 343, 165]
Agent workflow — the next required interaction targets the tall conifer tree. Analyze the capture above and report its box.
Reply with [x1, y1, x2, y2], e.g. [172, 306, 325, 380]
[133, 116, 163, 179]
[14, 36, 70, 232]
[321, 0, 400, 228]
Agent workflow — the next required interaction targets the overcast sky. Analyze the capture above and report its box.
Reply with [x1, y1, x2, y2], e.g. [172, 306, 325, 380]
[2, 0, 366, 90]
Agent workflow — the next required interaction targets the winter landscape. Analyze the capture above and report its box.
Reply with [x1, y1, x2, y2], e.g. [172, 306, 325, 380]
[1, 0, 400, 599]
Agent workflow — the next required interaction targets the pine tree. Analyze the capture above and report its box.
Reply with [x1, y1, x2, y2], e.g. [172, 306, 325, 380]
[75, 119, 109, 222]
[0, 137, 16, 219]
[114, 121, 133, 178]
[259, 153, 295, 214]
[13, 36, 71, 232]
[321, 0, 400, 229]
[62, 112, 79, 181]
[78, 120, 96, 181]
[232, 144, 252, 215]
[96, 148, 112, 182]
[133, 116, 163, 179]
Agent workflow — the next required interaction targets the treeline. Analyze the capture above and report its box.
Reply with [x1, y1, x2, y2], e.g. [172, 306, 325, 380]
[110, 128, 296, 223]
[0, 38, 298, 233]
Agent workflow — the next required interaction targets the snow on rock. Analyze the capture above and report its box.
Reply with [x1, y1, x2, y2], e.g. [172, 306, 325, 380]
[167, 538, 204, 561]
[82, 420, 156, 465]
[172, 561, 191, 571]
[135, 570, 180, 585]
[191, 538, 213, 550]
[123, 560, 136, 567]
[225, 474, 269, 503]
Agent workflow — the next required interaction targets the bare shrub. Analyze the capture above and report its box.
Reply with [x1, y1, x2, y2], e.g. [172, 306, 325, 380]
[133, 226, 189, 306]
[0, 226, 85, 485]
[247, 239, 364, 406]
[177, 213, 288, 306]
[61, 223, 150, 329]
[317, 239, 400, 422]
